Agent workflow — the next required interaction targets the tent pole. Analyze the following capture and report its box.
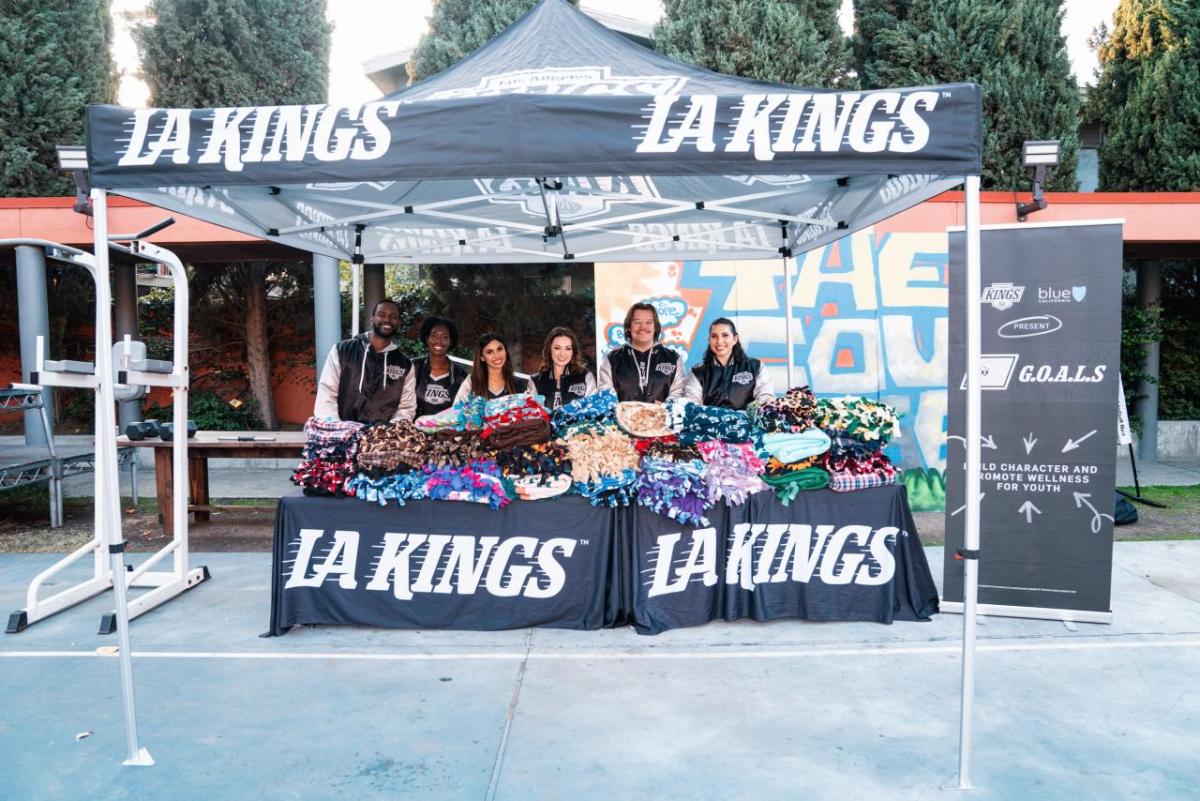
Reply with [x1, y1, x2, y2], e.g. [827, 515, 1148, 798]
[955, 174, 983, 790]
[780, 223, 796, 388]
[92, 189, 154, 767]
[350, 262, 361, 337]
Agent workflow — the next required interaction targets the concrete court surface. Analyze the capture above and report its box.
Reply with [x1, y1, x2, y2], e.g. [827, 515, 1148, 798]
[0, 542, 1197, 801]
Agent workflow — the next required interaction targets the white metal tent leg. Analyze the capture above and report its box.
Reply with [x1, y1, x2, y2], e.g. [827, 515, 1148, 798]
[92, 189, 154, 767]
[953, 174, 983, 790]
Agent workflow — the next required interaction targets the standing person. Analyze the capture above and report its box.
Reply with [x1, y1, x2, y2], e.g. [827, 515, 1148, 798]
[531, 326, 596, 410]
[411, 315, 468, 417]
[453, 332, 531, 403]
[687, 317, 775, 409]
[598, 302, 688, 402]
[313, 299, 416, 423]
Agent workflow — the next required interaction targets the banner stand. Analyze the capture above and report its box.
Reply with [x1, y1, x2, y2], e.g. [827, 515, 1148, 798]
[939, 601, 1112, 625]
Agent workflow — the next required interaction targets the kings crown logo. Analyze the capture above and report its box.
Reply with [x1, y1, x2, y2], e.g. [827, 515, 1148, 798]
[980, 282, 1025, 311]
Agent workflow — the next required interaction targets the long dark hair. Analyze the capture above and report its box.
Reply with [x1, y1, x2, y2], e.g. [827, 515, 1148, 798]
[702, 317, 747, 367]
[540, 326, 588, 375]
[470, 331, 517, 396]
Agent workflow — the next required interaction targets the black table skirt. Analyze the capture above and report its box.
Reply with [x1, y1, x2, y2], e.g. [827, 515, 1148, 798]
[269, 486, 939, 636]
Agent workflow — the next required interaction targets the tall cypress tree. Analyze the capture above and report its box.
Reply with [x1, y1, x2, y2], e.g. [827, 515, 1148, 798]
[854, 0, 1080, 190]
[1090, 0, 1200, 191]
[134, 0, 330, 429]
[654, 0, 851, 87]
[135, 0, 330, 107]
[0, 0, 116, 196]
[409, 0, 577, 84]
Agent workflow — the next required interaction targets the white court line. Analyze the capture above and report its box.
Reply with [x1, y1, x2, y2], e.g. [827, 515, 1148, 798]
[1, 638, 1198, 662]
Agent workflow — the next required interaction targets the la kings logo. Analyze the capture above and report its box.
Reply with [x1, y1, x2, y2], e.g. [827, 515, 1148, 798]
[285, 529, 582, 600]
[646, 523, 899, 597]
[981, 282, 1025, 311]
[118, 103, 403, 172]
[636, 90, 941, 161]
[424, 66, 689, 100]
[424, 385, 451, 405]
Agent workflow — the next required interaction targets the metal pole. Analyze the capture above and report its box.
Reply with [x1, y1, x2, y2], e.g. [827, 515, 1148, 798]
[92, 189, 154, 767]
[350, 261, 361, 337]
[782, 253, 796, 389]
[363, 263, 386, 323]
[313, 254, 343, 368]
[15, 245, 53, 445]
[955, 175, 983, 790]
[114, 262, 142, 430]
[1135, 261, 1161, 462]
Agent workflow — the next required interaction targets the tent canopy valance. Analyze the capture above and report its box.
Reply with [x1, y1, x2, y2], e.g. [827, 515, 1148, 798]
[84, 0, 980, 264]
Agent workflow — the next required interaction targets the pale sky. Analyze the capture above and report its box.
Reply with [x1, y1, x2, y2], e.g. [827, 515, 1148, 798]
[113, 0, 1121, 107]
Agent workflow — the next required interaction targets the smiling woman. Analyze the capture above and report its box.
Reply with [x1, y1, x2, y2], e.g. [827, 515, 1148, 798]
[411, 315, 468, 417]
[685, 317, 775, 410]
[454, 331, 531, 403]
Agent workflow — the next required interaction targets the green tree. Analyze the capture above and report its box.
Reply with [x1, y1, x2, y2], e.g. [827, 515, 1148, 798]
[135, 0, 331, 428]
[409, 0, 577, 84]
[854, 0, 1080, 190]
[0, 0, 116, 196]
[655, 0, 851, 87]
[134, 0, 329, 106]
[1089, 0, 1200, 191]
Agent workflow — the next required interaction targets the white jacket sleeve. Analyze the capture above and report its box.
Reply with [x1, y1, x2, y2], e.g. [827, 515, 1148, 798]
[753, 365, 776, 405]
[390, 364, 418, 422]
[667, 356, 690, 400]
[313, 345, 342, 419]
[597, 352, 614, 393]
[584, 372, 598, 396]
[453, 376, 473, 405]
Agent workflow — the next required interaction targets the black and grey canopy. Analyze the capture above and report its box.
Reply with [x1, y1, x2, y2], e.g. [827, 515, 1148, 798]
[85, 0, 981, 263]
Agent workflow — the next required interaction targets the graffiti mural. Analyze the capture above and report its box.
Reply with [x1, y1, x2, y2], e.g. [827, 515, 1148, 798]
[594, 228, 951, 509]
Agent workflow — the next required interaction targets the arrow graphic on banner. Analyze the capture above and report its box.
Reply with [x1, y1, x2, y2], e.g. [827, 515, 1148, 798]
[1073, 491, 1115, 534]
[1017, 500, 1042, 523]
[950, 493, 987, 517]
[948, 435, 997, 450]
[1062, 429, 1097, 453]
[1023, 433, 1037, 454]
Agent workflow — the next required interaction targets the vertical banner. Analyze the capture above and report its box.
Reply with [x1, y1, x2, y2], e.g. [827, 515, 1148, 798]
[944, 221, 1122, 619]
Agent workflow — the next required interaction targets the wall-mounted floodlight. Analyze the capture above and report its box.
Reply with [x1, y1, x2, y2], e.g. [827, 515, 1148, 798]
[55, 145, 92, 217]
[55, 145, 89, 171]
[1016, 139, 1060, 221]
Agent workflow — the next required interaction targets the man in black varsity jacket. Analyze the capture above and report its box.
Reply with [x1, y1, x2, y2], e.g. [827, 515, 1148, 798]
[597, 302, 690, 403]
[313, 299, 417, 423]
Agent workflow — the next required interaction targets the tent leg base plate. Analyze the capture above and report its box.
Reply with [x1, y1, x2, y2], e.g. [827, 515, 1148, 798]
[6, 610, 28, 634]
[123, 747, 155, 767]
[940, 779, 975, 792]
